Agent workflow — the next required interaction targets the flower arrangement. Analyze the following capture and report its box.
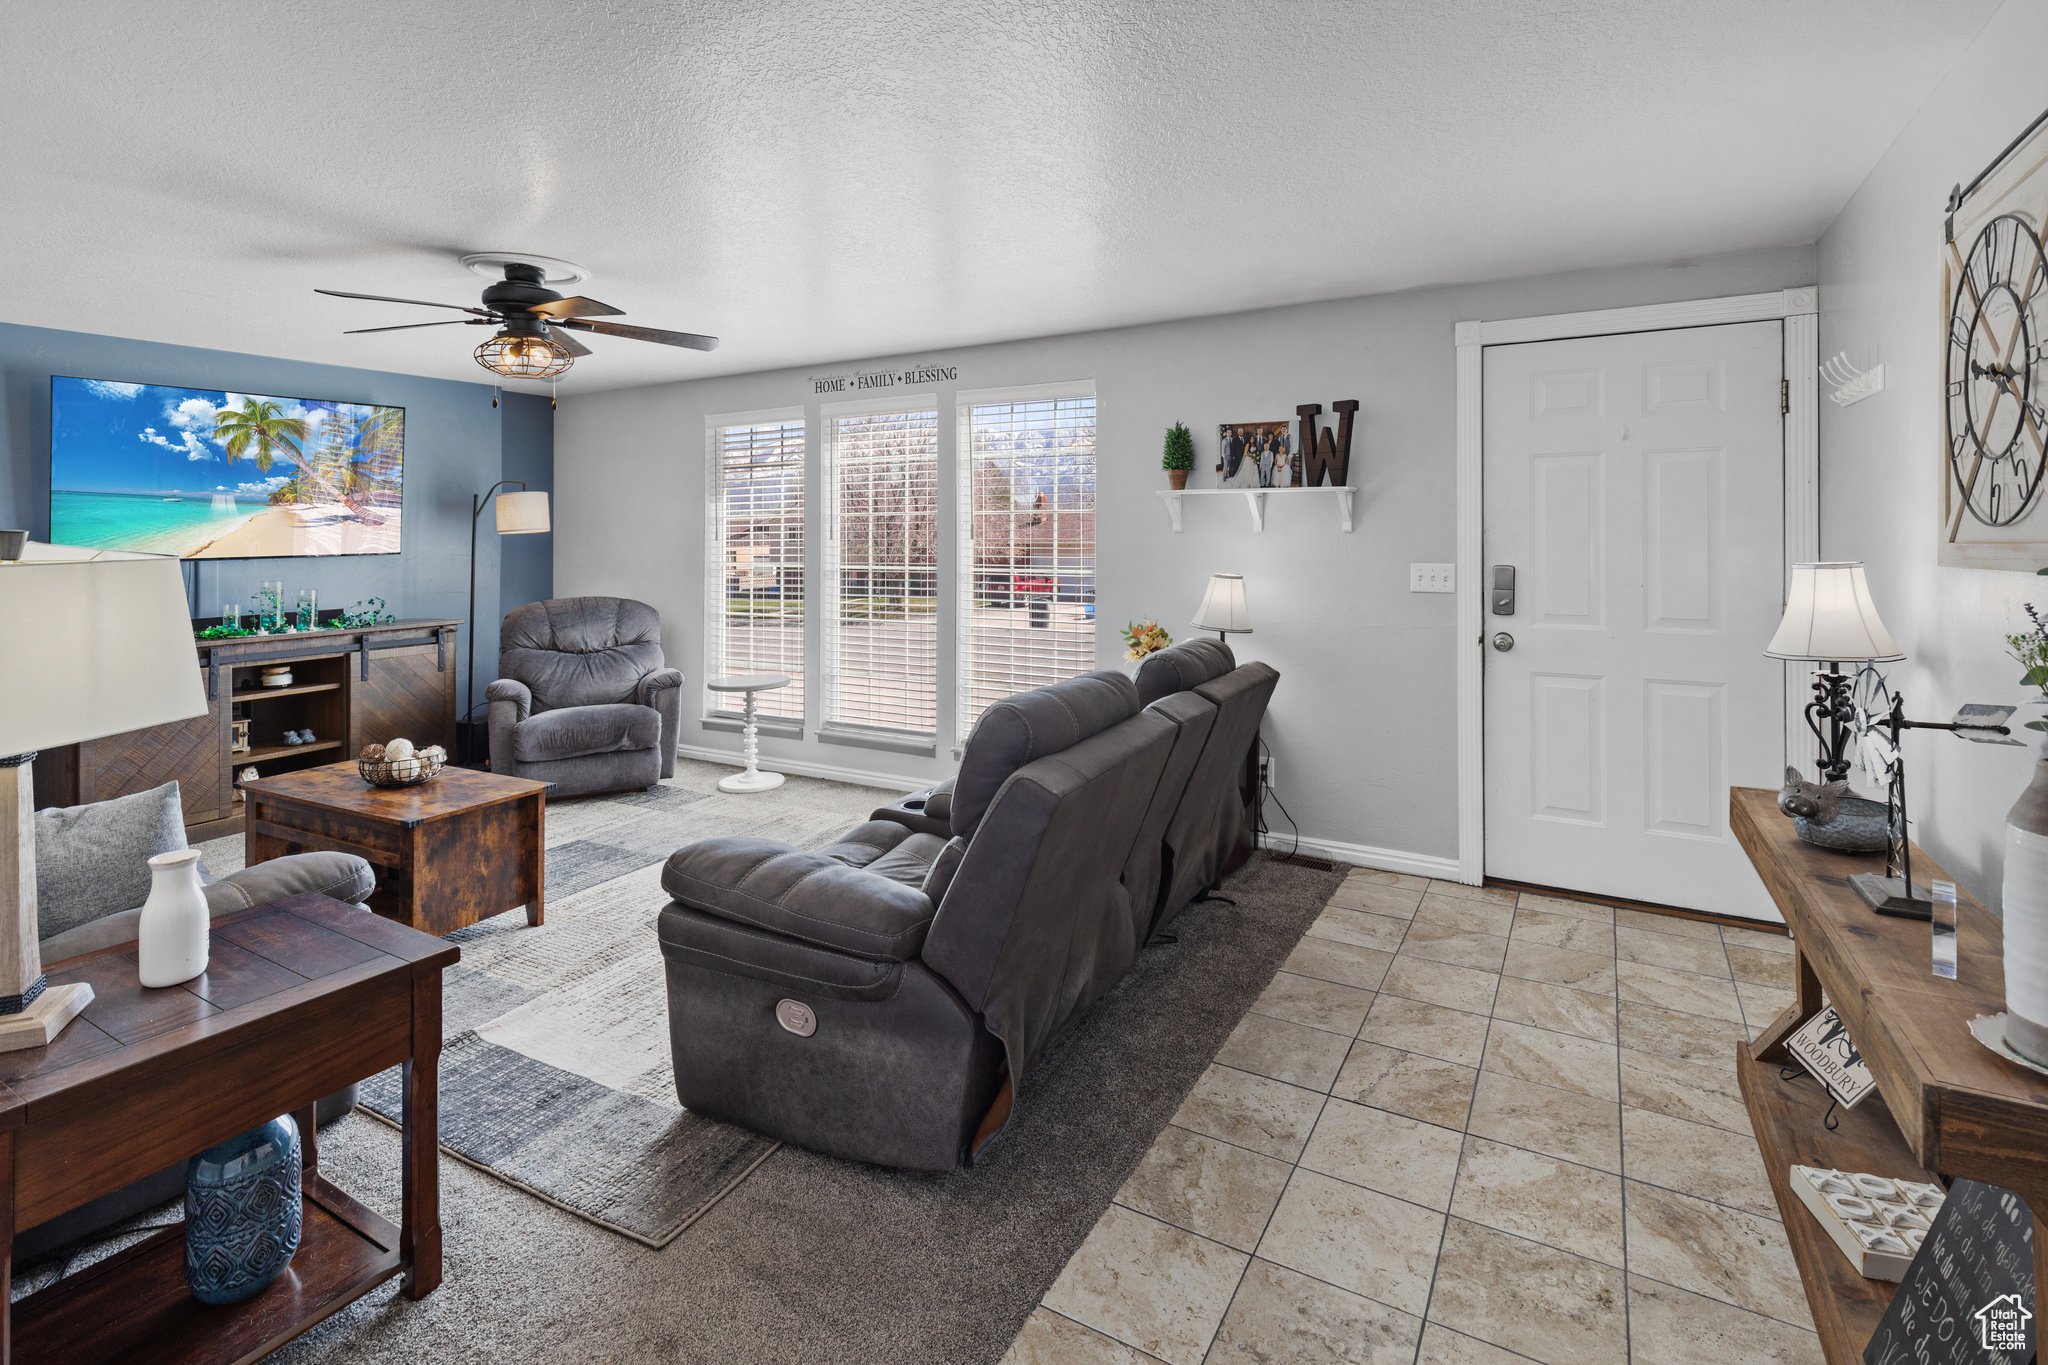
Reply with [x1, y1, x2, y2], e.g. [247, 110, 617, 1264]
[1122, 619, 1172, 662]
[2008, 601, 2048, 732]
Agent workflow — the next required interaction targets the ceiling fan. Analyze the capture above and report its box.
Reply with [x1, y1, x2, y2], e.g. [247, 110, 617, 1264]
[317, 252, 717, 381]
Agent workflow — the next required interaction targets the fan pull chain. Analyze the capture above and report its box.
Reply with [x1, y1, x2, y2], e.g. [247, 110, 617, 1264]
[491, 385, 500, 409]
[551, 376, 558, 411]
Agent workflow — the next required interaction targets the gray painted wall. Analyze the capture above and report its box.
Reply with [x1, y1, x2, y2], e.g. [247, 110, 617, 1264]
[556, 244, 1814, 864]
[1816, 0, 2048, 912]
[0, 319, 552, 716]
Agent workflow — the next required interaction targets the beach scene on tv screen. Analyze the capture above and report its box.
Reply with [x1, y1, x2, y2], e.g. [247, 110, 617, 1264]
[50, 377, 403, 558]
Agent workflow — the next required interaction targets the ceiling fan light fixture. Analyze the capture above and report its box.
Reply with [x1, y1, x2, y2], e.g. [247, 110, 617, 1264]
[474, 332, 575, 379]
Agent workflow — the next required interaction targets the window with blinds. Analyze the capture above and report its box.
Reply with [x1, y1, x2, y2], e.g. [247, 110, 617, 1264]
[958, 392, 1097, 740]
[824, 406, 939, 735]
[707, 418, 805, 720]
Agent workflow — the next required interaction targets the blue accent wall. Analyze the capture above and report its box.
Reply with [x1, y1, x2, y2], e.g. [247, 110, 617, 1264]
[0, 320, 552, 718]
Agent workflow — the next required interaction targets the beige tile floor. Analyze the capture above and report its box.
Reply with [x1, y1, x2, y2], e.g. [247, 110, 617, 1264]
[1001, 870, 1825, 1365]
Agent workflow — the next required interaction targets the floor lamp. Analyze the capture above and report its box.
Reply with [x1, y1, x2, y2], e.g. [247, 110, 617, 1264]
[1190, 571, 1262, 865]
[466, 483, 552, 765]
[0, 540, 210, 1048]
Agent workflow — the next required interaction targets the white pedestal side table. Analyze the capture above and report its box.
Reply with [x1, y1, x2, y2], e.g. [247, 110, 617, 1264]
[708, 673, 791, 793]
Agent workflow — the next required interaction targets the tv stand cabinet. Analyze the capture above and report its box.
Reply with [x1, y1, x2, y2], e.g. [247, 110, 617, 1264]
[32, 620, 459, 842]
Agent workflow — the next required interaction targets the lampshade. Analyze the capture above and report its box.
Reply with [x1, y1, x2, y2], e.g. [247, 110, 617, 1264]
[1764, 562, 1904, 663]
[495, 489, 552, 535]
[0, 544, 208, 756]
[1192, 572, 1253, 634]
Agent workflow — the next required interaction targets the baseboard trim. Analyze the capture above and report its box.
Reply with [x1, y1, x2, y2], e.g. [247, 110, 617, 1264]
[674, 743, 923, 795]
[1273, 834, 1465, 883]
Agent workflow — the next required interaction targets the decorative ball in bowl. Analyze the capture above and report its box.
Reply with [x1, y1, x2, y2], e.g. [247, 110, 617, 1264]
[357, 739, 446, 788]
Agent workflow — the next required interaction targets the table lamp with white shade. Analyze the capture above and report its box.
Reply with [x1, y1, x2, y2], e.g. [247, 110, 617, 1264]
[0, 540, 210, 1047]
[1192, 573, 1252, 642]
[1764, 562, 1904, 784]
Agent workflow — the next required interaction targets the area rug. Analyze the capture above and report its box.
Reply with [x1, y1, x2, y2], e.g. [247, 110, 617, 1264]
[274, 760, 888, 1247]
[267, 848, 1345, 1365]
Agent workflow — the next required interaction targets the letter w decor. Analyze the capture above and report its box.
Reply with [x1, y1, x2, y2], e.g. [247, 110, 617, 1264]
[1295, 400, 1359, 486]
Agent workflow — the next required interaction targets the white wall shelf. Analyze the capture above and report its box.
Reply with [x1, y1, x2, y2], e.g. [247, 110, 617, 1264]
[1155, 486, 1356, 533]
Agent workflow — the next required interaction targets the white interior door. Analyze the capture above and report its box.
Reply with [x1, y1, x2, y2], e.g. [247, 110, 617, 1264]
[1482, 321, 1782, 918]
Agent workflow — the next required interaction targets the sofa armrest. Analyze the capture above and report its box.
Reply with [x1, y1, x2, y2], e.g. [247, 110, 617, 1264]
[486, 678, 532, 777]
[869, 775, 956, 839]
[39, 851, 376, 965]
[662, 836, 935, 961]
[637, 668, 684, 779]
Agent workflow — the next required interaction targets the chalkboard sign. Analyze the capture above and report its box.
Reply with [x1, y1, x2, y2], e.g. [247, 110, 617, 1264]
[1866, 1178, 2036, 1365]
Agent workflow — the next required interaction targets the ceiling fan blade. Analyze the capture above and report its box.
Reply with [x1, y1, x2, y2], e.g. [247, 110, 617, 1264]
[316, 288, 491, 316]
[550, 328, 593, 357]
[529, 295, 625, 320]
[558, 319, 719, 351]
[344, 319, 476, 334]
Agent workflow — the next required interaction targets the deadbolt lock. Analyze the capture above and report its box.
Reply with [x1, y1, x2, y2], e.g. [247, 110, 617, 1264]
[1491, 565, 1516, 615]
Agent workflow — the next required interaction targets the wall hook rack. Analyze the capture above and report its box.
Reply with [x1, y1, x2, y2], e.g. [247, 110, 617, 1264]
[1820, 352, 1884, 407]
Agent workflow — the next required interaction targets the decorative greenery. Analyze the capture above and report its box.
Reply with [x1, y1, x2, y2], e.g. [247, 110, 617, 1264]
[195, 624, 257, 640]
[1122, 619, 1172, 662]
[2008, 601, 2048, 731]
[1161, 423, 1194, 472]
[335, 597, 396, 628]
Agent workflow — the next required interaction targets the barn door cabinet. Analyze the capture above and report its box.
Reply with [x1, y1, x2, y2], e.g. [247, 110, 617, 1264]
[32, 620, 459, 842]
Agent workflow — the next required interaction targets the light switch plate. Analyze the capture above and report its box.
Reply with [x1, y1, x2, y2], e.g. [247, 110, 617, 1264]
[1409, 563, 1454, 593]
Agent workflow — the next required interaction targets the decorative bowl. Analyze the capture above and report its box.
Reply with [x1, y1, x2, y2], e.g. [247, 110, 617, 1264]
[1794, 795, 1894, 853]
[357, 748, 446, 788]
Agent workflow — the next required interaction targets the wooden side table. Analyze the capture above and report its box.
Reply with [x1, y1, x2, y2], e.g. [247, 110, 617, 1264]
[1730, 786, 2048, 1364]
[244, 763, 550, 936]
[1, 892, 456, 1365]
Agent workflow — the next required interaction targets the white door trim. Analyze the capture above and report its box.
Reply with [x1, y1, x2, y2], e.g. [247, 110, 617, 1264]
[1452, 286, 1820, 886]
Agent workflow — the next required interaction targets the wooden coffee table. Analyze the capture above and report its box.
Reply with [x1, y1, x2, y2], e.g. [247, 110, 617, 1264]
[2, 892, 455, 1365]
[244, 763, 551, 936]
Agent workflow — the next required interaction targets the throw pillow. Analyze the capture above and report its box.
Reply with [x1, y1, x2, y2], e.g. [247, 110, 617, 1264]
[34, 781, 188, 940]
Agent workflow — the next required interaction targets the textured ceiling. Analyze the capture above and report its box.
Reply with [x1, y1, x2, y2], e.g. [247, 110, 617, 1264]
[0, 0, 2001, 394]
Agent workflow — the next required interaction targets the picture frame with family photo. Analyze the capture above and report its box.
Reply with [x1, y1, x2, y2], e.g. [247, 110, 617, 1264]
[1215, 421, 1300, 488]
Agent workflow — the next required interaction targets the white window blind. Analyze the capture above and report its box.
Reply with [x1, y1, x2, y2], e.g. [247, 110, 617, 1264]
[958, 393, 1096, 739]
[824, 407, 939, 734]
[708, 419, 805, 720]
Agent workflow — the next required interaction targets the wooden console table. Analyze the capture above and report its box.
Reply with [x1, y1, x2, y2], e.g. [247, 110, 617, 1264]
[31, 619, 460, 845]
[1730, 786, 2048, 1365]
[0, 893, 455, 1364]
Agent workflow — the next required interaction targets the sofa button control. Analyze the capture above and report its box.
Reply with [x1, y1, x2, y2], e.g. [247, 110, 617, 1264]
[776, 999, 817, 1037]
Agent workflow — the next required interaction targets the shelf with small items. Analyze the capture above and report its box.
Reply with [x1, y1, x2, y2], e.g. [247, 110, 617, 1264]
[240, 740, 343, 765]
[1155, 485, 1356, 533]
[229, 681, 341, 702]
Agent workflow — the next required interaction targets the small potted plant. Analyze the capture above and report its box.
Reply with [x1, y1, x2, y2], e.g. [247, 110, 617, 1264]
[1162, 422, 1194, 490]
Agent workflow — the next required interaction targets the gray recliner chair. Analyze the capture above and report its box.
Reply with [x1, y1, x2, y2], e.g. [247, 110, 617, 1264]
[486, 596, 683, 798]
[658, 671, 1186, 1170]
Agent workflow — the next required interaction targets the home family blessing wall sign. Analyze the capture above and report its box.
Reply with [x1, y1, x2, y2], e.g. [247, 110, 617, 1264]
[809, 365, 958, 394]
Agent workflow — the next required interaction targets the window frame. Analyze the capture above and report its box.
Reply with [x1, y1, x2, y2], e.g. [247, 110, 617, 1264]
[954, 380, 1100, 751]
[818, 391, 943, 751]
[703, 405, 809, 734]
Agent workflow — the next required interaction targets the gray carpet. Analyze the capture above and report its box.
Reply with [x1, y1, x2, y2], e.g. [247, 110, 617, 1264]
[269, 849, 1343, 1365]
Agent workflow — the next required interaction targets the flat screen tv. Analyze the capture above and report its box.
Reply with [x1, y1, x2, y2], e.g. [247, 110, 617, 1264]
[49, 376, 404, 559]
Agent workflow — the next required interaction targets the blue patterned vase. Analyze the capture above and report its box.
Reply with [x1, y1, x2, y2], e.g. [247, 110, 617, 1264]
[184, 1114, 303, 1305]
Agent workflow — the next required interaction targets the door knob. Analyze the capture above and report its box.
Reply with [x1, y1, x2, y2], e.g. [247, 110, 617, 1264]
[1492, 632, 1514, 652]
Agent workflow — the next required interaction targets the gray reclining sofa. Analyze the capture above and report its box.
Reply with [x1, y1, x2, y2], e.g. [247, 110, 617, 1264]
[656, 644, 1278, 1170]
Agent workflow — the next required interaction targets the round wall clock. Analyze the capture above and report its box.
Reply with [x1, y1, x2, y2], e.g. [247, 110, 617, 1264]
[1946, 211, 2048, 528]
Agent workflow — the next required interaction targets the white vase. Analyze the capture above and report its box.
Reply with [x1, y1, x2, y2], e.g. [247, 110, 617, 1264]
[2001, 738, 2048, 1064]
[138, 849, 209, 988]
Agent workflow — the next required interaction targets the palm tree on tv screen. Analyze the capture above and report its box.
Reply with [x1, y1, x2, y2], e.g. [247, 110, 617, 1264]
[212, 399, 345, 506]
